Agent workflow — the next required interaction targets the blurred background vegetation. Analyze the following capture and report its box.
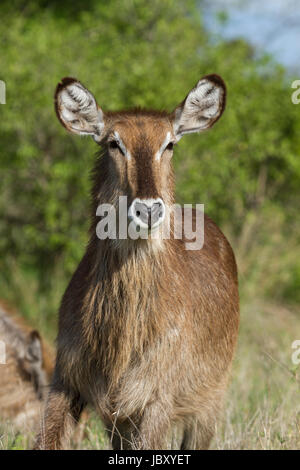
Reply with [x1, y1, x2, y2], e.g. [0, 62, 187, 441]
[0, 0, 299, 449]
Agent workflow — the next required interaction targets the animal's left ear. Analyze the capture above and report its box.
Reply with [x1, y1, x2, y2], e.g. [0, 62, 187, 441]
[27, 330, 43, 363]
[172, 74, 226, 140]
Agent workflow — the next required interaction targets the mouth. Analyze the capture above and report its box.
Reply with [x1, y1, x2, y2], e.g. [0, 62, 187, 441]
[127, 197, 166, 235]
[127, 216, 162, 234]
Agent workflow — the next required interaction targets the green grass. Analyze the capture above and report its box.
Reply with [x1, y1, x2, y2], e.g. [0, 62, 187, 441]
[0, 424, 33, 450]
[213, 301, 300, 449]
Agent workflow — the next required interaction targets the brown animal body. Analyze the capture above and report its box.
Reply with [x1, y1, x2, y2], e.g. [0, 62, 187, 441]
[0, 301, 53, 432]
[35, 74, 239, 450]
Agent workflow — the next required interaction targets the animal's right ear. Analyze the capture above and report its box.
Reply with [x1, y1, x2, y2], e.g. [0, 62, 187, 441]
[55, 77, 105, 143]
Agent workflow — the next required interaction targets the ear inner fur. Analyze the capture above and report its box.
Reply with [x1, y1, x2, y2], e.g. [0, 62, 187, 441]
[173, 74, 226, 138]
[54, 77, 104, 139]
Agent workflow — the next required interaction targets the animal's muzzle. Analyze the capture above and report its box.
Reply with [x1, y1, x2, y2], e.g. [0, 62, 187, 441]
[128, 198, 165, 230]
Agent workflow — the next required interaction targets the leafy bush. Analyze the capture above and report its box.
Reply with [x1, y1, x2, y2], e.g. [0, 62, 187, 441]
[0, 0, 299, 317]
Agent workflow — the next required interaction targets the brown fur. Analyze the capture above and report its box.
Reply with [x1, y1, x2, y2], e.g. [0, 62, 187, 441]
[35, 78, 239, 450]
[0, 301, 54, 432]
[0, 301, 88, 446]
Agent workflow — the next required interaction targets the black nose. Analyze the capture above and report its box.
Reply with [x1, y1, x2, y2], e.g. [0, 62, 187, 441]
[134, 201, 164, 228]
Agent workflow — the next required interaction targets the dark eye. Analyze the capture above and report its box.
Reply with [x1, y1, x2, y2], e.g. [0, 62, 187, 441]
[109, 140, 125, 156]
[109, 140, 119, 150]
[166, 142, 174, 151]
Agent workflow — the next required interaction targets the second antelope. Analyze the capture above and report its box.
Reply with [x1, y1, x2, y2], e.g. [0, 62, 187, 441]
[0, 301, 53, 434]
[35, 74, 239, 450]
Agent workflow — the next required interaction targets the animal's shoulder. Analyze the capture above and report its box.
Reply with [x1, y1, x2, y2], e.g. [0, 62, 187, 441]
[181, 208, 237, 278]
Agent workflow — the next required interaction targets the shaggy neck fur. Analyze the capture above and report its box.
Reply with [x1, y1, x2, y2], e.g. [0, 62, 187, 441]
[79, 151, 180, 390]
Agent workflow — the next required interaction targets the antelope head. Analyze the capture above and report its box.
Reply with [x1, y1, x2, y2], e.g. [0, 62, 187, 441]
[54, 75, 226, 242]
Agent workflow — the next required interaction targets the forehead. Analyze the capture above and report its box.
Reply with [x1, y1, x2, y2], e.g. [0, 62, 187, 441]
[105, 111, 173, 149]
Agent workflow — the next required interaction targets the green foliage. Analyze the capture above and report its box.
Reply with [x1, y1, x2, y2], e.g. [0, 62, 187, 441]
[0, 0, 299, 312]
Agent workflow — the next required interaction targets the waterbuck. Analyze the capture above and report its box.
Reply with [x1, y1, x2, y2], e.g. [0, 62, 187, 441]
[0, 301, 53, 432]
[35, 74, 239, 450]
